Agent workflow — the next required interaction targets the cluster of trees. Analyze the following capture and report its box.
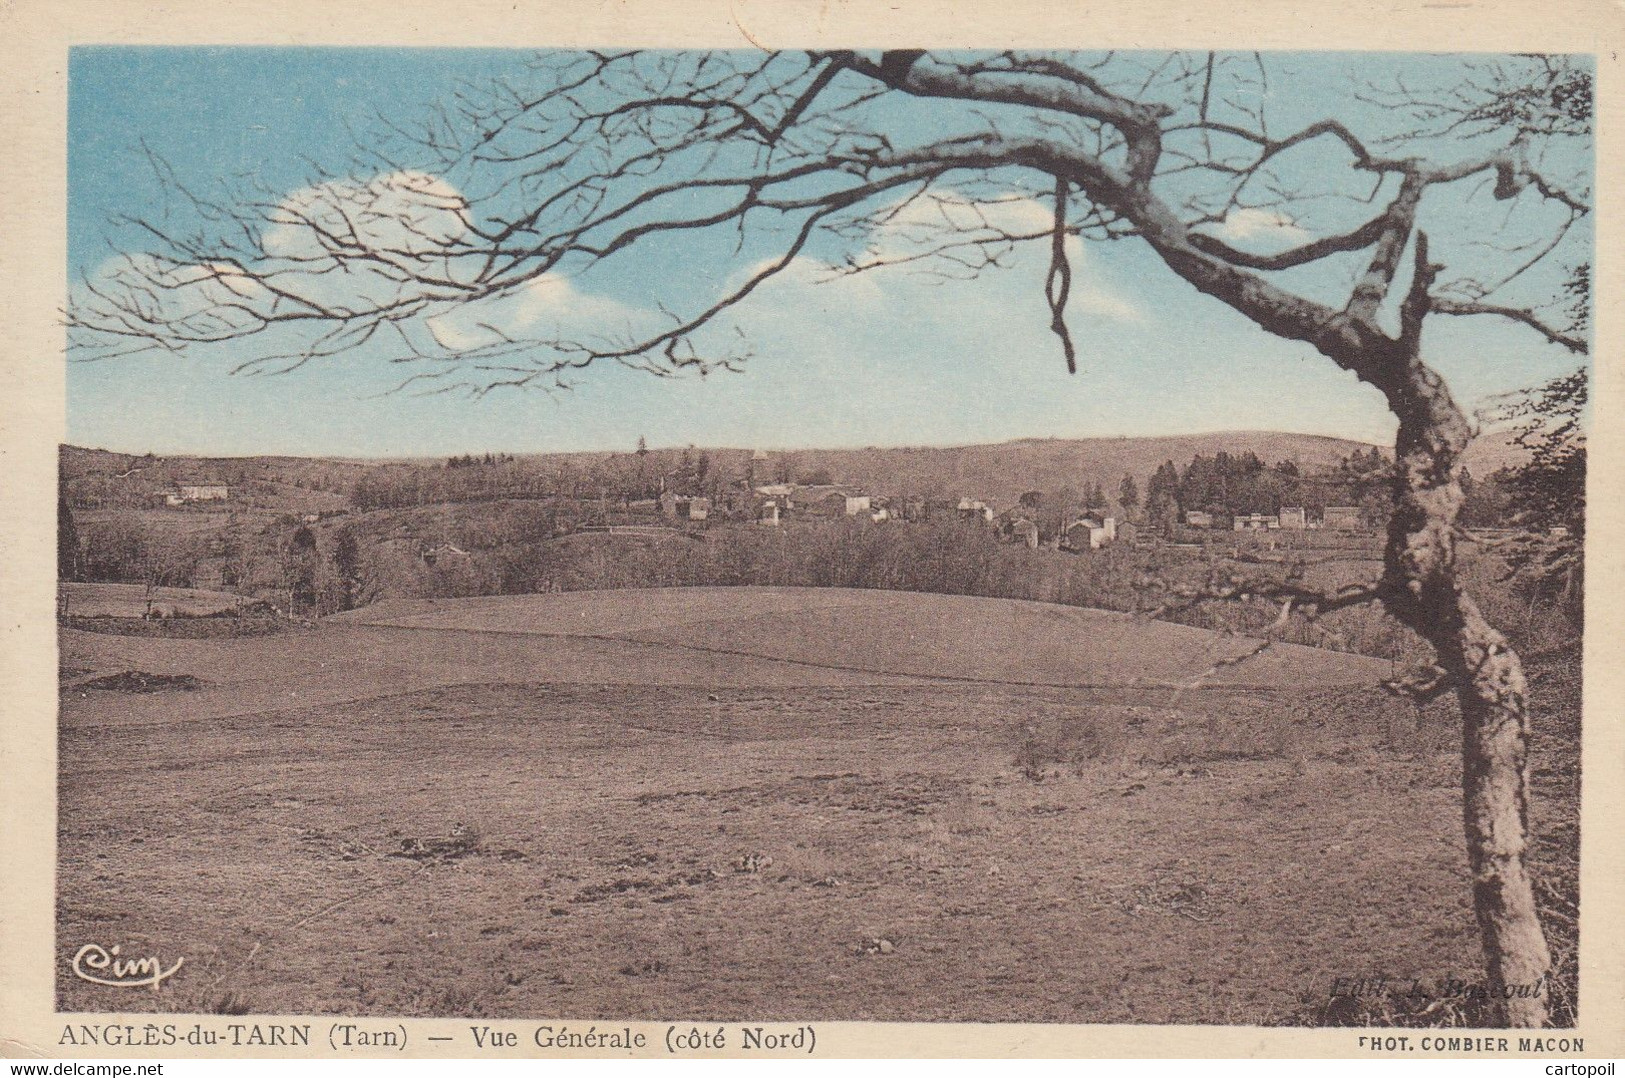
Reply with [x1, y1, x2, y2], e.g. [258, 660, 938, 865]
[387, 513, 1561, 668]
[353, 458, 546, 510]
[665, 448, 726, 496]
[57, 499, 374, 618]
[65, 515, 208, 589]
[353, 440, 911, 516]
[351, 446, 754, 512]
[409, 515, 1144, 612]
[1478, 368, 1587, 628]
[1019, 481, 1112, 510]
[279, 523, 372, 617]
[1495, 370, 1587, 537]
[1140, 449, 1397, 528]
[444, 452, 517, 468]
[58, 497, 79, 581]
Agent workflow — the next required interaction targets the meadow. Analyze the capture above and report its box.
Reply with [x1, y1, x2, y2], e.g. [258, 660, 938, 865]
[55, 587, 1580, 1025]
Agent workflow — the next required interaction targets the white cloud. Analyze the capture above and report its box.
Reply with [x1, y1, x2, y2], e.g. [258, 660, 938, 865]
[75, 252, 281, 335]
[263, 170, 471, 263]
[1213, 207, 1312, 244]
[260, 170, 661, 356]
[862, 190, 1055, 265]
[76, 171, 1143, 373]
[854, 189, 1144, 324]
[76, 171, 651, 360]
[243, 170, 482, 319]
[425, 272, 639, 352]
[1074, 286, 1145, 324]
[728, 253, 888, 309]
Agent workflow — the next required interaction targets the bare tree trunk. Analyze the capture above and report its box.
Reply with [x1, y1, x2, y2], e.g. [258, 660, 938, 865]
[1131, 207, 1561, 1024]
[1383, 368, 1552, 1027]
[1455, 624, 1552, 1028]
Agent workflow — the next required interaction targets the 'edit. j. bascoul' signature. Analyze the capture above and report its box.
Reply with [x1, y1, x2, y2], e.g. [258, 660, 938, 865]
[72, 943, 184, 990]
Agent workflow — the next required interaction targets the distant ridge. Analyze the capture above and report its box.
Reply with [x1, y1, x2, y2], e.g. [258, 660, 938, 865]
[782, 431, 1377, 507]
[60, 428, 1527, 510]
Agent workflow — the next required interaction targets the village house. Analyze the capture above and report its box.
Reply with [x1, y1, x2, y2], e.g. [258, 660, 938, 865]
[1233, 513, 1281, 531]
[181, 481, 229, 501]
[750, 482, 871, 519]
[654, 492, 712, 521]
[179, 481, 229, 501]
[1279, 506, 1308, 530]
[1061, 515, 1118, 552]
[957, 497, 997, 523]
[1008, 517, 1040, 549]
[158, 480, 230, 506]
[795, 485, 871, 518]
[1184, 510, 1214, 529]
[753, 482, 795, 499]
[747, 447, 770, 486]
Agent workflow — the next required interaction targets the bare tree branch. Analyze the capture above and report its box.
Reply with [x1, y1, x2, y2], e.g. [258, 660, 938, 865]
[1044, 175, 1077, 373]
[67, 46, 1592, 1028]
[1431, 298, 1588, 353]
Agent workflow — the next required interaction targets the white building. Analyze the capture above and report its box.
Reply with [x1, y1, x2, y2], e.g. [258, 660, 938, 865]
[1063, 516, 1118, 551]
[178, 482, 229, 502]
[957, 497, 996, 523]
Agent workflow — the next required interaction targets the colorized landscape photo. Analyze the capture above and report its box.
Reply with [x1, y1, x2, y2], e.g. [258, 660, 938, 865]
[57, 47, 1588, 1028]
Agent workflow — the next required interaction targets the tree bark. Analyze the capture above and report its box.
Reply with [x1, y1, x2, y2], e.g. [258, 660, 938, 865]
[1454, 619, 1552, 1028]
[1148, 209, 1559, 1027]
[1381, 361, 1553, 1028]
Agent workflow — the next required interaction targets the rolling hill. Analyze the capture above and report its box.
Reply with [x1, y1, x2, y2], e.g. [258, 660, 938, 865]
[777, 429, 1529, 507]
[61, 426, 1528, 514]
[780, 431, 1373, 506]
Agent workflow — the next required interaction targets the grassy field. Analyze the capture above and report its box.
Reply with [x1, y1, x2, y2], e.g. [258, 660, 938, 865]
[337, 588, 1397, 688]
[56, 588, 1579, 1024]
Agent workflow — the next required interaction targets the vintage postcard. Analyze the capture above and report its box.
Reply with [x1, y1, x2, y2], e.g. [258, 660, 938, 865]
[3, 0, 1624, 1062]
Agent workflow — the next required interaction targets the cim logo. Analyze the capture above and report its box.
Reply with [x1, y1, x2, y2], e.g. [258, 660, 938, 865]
[71, 943, 184, 990]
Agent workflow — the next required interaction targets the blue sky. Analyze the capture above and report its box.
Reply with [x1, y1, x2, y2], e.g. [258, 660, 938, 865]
[66, 48, 1591, 458]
